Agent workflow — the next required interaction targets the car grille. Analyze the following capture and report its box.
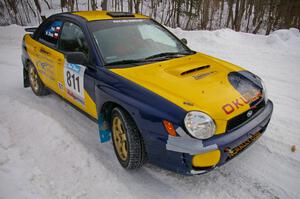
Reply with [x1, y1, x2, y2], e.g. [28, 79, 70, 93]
[226, 99, 266, 132]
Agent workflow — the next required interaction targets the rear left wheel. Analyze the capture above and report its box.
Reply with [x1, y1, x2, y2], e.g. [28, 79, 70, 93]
[28, 63, 49, 96]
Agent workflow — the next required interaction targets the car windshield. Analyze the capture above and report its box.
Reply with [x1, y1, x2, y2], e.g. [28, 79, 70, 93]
[88, 19, 193, 67]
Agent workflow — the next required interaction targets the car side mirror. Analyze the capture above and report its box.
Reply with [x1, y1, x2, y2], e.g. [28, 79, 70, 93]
[181, 38, 188, 45]
[66, 52, 88, 65]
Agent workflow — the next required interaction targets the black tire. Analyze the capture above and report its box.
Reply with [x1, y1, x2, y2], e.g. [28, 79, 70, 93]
[111, 107, 146, 169]
[28, 63, 49, 96]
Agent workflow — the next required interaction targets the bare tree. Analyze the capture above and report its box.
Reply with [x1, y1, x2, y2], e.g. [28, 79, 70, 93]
[91, 0, 97, 10]
[133, 0, 141, 13]
[42, 0, 51, 9]
[1, 0, 300, 34]
[101, 0, 108, 10]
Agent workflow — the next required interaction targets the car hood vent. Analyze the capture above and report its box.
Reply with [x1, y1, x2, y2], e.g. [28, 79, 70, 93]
[180, 65, 210, 75]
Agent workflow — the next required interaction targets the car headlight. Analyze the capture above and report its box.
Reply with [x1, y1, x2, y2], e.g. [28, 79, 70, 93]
[260, 79, 268, 103]
[184, 111, 216, 139]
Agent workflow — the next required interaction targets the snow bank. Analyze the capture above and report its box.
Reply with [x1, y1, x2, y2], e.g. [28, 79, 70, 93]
[0, 25, 300, 199]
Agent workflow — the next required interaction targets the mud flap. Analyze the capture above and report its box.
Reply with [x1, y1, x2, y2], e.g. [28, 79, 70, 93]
[98, 114, 111, 143]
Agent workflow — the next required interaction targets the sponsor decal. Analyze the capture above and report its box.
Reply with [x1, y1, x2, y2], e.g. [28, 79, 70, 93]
[193, 71, 217, 80]
[66, 88, 85, 105]
[58, 82, 64, 91]
[36, 61, 55, 81]
[222, 90, 262, 115]
[247, 110, 253, 118]
[183, 101, 194, 106]
[53, 32, 59, 39]
[67, 63, 81, 73]
[113, 19, 144, 23]
[40, 62, 49, 69]
[45, 21, 62, 39]
[224, 131, 262, 159]
[55, 26, 61, 32]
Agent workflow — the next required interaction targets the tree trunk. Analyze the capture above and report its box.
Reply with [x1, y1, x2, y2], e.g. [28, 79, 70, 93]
[27, 0, 37, 17]
[128, 0, 133, 12]
[75, 0, 78, 11]
[42, 0, 51, 9]
[133, 0, 140, 13]
[101, 0, 107, 10]
[226, 0, 234, 28]
[219, 0, 224, 27]
[253, 20, 262, 34]
[91, 0, 97, 10]
[33, 0, 41, 14]
[185, 0, 193, 29]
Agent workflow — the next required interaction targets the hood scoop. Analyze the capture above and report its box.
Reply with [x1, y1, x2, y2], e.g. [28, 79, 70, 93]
[180, 65, 210, 76]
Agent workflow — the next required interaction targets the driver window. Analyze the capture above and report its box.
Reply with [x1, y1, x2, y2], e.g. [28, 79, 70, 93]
[59, 22, 89, 55]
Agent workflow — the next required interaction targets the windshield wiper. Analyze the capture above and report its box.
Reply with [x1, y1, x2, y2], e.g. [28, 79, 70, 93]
[144, 51, 194, 60]
[105, 51, 196, 67]
[105, 59, 150, 66]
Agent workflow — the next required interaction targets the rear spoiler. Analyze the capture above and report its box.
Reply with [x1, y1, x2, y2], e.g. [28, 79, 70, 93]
[25, 27, 37, 33]
[25, 15, 46, 33]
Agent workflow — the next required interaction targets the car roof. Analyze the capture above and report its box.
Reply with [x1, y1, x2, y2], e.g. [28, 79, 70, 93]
[70, 11, 149, 21]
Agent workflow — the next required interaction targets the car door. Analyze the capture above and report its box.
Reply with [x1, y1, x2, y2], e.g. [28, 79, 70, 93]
[57, 21, 98, 119]
[34, 20, 65, 91]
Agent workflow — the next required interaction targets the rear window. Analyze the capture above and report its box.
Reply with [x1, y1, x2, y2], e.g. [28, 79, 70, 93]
[39, 20, 63, 46]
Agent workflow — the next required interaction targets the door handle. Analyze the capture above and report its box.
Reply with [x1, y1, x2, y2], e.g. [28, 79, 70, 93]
[39, 48, 50, 55]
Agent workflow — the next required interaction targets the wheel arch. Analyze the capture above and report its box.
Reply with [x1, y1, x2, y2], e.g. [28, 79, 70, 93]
[99, 101, 118, 126]
[99, 100, 147, 159]
[99, 101, 137, 130]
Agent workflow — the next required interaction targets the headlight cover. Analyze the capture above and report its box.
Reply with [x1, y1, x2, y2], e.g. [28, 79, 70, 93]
[254, 74, 268, 103]
[260, 79, 268, 103]
[184, 111, 216, 139]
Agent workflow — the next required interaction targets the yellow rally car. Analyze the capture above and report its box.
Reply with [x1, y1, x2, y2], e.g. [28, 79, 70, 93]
[22, 11, 273, 175]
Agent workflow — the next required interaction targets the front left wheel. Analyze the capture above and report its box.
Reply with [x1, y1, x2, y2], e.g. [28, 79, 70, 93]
[28, 63, 49, 96]
[111, 107, 146, 169]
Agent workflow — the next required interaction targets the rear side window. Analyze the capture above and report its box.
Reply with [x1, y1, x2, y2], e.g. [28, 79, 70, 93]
[39, 20, 63, 46]
[58, 22, 89, 55]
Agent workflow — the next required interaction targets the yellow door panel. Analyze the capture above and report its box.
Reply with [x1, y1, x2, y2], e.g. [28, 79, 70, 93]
[59, 62, 98, 119]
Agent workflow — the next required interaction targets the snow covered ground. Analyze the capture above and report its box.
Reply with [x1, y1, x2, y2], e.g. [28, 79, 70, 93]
[0, 25, 299, 199]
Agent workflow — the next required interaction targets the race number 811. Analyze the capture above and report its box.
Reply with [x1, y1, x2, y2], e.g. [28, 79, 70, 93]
[66, 70, 80, 92]
[64, 63, 86, 101]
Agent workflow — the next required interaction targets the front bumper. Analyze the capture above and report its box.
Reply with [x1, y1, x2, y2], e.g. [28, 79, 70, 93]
[164, 100, 273, 175]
